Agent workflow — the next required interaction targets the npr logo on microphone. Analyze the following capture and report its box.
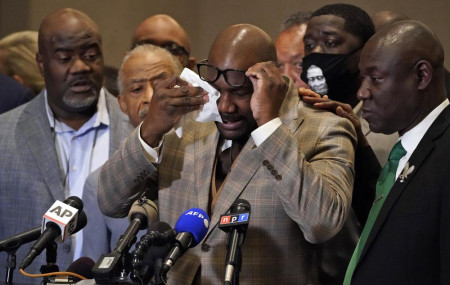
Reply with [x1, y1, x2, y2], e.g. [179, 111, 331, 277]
[219, 213, 249, 225]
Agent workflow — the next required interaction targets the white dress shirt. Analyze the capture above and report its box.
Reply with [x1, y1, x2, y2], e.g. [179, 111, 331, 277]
[396, 99, 449, 179]
[44, 88, 111, 260]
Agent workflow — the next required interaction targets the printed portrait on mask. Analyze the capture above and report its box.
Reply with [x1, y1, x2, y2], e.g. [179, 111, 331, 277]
[306, 65, 328, 95]
[301, 50, 361, 102]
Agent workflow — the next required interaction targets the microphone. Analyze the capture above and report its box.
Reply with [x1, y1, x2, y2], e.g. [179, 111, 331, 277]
[160, 208, 210, 277]
[117, 197, 158, 253]
[0, 227, 42, 253]
[218, 199, 251, 285]
[130, 222, 175, 283]
[66, 257, 95, 282]
[42, 256, 95, 285]
[92, 196, 158, 284]
[20, 197, 86, 270]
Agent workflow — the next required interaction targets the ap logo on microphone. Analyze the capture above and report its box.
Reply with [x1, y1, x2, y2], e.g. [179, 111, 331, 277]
[42, 200, 79, 242]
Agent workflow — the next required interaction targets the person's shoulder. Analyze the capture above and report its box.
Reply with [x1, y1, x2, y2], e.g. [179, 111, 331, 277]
[0, 98, 30, 123]
[0, 73, 34, 114]
[296, 101, 357, 146]
[104, 88, 121, 111]
[299, 100, 351, 124]
[0, 94, 44, 133]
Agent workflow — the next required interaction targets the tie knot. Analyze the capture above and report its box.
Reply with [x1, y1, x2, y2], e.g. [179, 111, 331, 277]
[388, 141, 406, 162]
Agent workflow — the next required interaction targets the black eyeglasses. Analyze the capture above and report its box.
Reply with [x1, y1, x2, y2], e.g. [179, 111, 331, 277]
[134, 40, 189, 57]
[197, 59, 248, 87]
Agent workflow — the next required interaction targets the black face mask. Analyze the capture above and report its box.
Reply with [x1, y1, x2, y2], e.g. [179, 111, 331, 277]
[301, 49, 361, 105]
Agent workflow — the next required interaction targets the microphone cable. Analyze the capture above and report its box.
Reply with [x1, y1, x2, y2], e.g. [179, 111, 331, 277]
[19, 268, 87, 281]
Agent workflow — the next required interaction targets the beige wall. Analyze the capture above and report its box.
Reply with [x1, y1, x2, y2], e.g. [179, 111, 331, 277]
[1, 0, 449, 68]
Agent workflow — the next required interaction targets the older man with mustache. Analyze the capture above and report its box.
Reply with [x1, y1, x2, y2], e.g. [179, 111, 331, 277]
[81, 44, 183, 262]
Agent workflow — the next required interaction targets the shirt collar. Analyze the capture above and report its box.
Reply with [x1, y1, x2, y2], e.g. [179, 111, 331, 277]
[45, 88, 110, 132]
[400, 99, 449, 153]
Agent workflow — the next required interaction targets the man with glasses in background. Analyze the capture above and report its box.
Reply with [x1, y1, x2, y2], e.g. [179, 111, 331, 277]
[98, 23, 356, 284]
[131, 14, 195, 70]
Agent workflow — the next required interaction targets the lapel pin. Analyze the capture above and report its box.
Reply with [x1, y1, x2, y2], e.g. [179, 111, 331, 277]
[399, 162, 414, 183]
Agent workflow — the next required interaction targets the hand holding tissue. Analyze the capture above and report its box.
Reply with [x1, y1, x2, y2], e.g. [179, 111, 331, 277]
[174, 68, 222, 137]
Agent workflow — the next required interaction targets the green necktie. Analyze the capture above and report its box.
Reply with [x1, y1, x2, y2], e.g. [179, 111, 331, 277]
[344, 141, 407, 284]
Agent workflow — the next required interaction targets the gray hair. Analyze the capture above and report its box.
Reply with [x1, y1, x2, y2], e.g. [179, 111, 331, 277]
[280, 11, 312, 32]
[117, 44, 183, 94]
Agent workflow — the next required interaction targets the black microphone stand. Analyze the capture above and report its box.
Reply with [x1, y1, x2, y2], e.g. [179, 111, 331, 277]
[225, 236, 242, 285]
[4, 249, 16, 284]
[232, 250, 242, 285]
[1, 238, 55, 284]
[40, 241, 59, 274]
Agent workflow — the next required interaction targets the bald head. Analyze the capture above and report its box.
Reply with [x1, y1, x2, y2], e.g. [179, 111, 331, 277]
[372, 10, 410, 32]
[132, 14, 192, 68]
[38, 8, 101, 53]
[209, 24, 276, 69]
[366, 20, 444, 71]
[359, 20, 446, 135]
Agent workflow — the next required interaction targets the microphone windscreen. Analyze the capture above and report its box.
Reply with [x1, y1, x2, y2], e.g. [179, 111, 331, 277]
[67, 256, 95, 281]
[72, 211, 88, 234]
[64, 196, 84, 212]
[147, 221, 172, 233]
[174, 208, 210, 247]
[231, 199, 251, 212]
[128, 199, 158, 225]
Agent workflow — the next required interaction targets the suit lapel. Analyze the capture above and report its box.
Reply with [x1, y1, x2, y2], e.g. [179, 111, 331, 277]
[194, 123, 220, 213]
[358, 105, 450, 265]
[281, 78, 302, 133]
[18, 93, 64, 201]
[208, 139, 261, 232]
[104, 90, 133, 156]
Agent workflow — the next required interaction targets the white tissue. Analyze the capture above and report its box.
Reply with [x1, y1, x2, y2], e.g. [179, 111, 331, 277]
[174, 68, 222, 137]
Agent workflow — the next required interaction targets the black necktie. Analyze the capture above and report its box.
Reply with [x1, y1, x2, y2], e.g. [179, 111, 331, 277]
[215, 142, 243, 189]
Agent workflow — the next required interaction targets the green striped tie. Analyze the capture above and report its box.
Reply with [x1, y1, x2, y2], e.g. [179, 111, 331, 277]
[344, 141, 407, 284]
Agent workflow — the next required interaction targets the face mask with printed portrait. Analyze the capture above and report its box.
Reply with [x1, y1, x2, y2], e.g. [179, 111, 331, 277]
[301, 48, 361, 104]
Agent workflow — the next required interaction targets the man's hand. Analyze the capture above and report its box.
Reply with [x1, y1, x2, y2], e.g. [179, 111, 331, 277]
[245, 61, 287, 126]
[300, 88, 369, 147]
[140, 76, 209, 147]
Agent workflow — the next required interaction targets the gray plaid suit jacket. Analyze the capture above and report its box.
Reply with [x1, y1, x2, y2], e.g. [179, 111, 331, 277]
[0, 89, 132, 284]
[98, 79, 356, 284]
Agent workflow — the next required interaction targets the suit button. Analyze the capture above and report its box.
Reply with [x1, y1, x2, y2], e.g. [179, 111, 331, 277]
[267, 164, 274, 170]
[201, 243, 210, 252]
[63, 244, 71, 253]
[275, 174, 282, 181]
[262, 160, 269, 166]
[271, 170, 278, 175]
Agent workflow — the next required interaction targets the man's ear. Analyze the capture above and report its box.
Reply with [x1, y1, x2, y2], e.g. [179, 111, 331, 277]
[36, 53, 44, 76]
[187, 56, 196, 71]
[117, 94, 128, 114]
[415, 60, 433, 90]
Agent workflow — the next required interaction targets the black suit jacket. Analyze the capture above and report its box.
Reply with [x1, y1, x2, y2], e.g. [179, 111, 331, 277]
[352, 105, 450, 284]
[0, 73, 34, 114]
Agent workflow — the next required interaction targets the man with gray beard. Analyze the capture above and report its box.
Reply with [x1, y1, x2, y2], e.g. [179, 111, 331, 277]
[0, 8, 132, 284]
